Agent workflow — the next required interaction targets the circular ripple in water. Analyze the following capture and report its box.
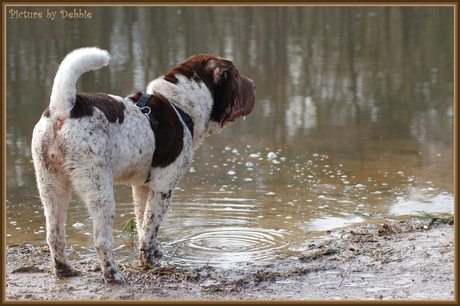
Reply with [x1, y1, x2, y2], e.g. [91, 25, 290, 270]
[167, 227, 291, 267]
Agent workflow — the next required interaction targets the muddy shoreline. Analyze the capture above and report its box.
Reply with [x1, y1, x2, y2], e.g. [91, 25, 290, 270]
[5, 219, 455, 301]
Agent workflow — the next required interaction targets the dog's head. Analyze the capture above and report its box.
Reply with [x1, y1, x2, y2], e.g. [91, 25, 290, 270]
[162, 54, 256, 130]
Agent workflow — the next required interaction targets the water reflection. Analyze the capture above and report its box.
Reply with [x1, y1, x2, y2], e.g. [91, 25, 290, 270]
[6, 6, 454, 267]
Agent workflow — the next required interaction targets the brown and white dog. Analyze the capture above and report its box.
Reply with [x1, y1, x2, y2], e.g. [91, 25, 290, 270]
[31, 47, 256, 283]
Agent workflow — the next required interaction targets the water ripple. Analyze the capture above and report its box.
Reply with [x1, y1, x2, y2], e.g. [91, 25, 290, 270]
[167, 227, 291, 267]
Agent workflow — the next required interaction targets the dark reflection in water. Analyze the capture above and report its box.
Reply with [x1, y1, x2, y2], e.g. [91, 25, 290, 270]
[6, 6, 454, 266]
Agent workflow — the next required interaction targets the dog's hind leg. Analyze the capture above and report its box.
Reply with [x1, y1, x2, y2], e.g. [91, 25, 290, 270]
[34, 159, 77, 277]
[73, 168, 126, 284]
[31, 120, 79, 278]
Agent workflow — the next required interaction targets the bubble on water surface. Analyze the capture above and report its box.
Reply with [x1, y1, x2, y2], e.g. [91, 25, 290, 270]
[267, 152, 277, 160]
[72, 222, 85, 228]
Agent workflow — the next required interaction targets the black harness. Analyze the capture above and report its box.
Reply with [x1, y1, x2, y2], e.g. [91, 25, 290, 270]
[136, 93, 194, 183]
[135, 93, 194, 138]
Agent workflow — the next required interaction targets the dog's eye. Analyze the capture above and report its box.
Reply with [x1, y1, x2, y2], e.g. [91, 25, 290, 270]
[221, 71, 228, 82]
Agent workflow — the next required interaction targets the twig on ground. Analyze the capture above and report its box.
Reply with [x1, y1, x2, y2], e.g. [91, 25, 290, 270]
[202, 260, 215, 270]
[166, 242, 183, 266]
[338, 262, 352, 288]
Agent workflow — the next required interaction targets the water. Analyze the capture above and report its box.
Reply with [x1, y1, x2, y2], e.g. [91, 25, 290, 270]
[6, 6, 454, 268]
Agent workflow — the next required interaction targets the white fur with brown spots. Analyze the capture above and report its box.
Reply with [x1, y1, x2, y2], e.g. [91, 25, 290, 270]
[31, 47, 256, 284]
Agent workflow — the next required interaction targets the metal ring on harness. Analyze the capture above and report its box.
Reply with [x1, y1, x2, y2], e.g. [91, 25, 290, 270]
[140, 106, 151, 118]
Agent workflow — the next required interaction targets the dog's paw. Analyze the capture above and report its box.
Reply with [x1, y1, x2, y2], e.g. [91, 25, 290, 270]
[139, 247, 163, 266]
[104, 271, 126, 284]
[138, 261, 162, 270]
[153, 247, 164, 259]
[55, 267, 81, 278]
[138, 258, 161, 268]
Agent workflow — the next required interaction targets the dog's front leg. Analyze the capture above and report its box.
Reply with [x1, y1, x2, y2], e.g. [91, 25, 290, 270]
[137, 189, 173, 267]
[132, 185, 150, 236]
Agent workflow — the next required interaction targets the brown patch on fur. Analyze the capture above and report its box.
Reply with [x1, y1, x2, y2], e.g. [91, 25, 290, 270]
[163, 54, 218, 90]
[128, 92, 184, 168]
[163, 73, 179, 84]
[71, 93, 126, 123]
[159, 190, 172, 201]
[43, 106, 51, 118]
[128, 91, 143, 103]
[150, 94, 184, 168]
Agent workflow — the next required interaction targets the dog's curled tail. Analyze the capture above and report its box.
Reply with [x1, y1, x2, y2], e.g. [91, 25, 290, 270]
[49, 47, 110, 118]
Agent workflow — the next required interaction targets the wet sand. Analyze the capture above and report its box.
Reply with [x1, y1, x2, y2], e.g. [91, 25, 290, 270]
[5, 219, 454, 301]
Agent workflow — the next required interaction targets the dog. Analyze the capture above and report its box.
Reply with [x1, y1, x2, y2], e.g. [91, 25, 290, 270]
[31, 47, 256, 283]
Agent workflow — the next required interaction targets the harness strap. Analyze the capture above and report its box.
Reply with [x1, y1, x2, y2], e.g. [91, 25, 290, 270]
[171, 104, 194, 138]
[136, 93, 194, 183]
[136, 94, 159, 132]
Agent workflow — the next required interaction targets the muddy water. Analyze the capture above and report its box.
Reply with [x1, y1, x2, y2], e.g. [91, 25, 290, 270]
[6, 6, 454, 268]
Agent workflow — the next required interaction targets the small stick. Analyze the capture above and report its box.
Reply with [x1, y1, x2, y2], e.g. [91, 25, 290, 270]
[338, 262, 352, 288]
[166, 242, 183, 265]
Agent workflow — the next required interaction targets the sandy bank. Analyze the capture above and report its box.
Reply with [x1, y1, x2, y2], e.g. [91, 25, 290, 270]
[5, 219, 455, 301]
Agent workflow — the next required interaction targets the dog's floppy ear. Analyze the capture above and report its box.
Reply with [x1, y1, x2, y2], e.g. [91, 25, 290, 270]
[206, 59, 234, 85]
